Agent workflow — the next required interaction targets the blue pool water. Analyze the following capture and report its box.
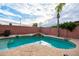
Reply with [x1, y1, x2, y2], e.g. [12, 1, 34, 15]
[0, 35, 76, 50]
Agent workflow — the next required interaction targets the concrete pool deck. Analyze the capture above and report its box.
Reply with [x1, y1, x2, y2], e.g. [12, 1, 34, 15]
[0, 38, 79, 56]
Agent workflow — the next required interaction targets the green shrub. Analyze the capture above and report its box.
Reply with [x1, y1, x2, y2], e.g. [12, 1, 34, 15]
[59, 22, 77, 32]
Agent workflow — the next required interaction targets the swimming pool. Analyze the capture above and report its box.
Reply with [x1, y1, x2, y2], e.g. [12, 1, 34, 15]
[0, 35, 76, 50]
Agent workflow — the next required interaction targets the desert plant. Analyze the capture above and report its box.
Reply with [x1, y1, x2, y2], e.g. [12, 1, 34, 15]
[3, 30, 11, 36]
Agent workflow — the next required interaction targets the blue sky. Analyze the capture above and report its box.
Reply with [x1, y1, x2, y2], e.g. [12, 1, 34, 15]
[0, 3, 79, 27]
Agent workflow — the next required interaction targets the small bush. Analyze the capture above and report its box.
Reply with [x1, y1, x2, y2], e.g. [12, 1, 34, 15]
[3, 30, 11, 36]
[16, 36, 20, 38]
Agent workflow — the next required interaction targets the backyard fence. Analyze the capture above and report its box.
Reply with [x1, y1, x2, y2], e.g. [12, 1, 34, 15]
[0, 25, 79, 39]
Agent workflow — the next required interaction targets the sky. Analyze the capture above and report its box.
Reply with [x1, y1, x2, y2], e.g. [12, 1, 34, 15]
[0, 3, 79, 27]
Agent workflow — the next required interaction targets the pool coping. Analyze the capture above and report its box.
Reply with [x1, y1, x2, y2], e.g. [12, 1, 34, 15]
[0, 33, 79, 56]
[0, 33, 36, 39]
